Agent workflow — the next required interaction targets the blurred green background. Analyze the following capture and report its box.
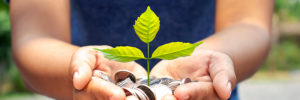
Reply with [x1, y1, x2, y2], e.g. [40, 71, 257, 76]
[0, 0, 32, 97]
[0, 0, 300, 99]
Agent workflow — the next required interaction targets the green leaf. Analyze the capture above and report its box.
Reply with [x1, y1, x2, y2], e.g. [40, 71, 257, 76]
[151, 42, 203, 60]
[94, 46, 145, 62]
[133, 6, 160, 43]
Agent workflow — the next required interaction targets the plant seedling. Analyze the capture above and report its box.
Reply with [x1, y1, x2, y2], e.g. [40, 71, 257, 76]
[94, 6, 202, 86]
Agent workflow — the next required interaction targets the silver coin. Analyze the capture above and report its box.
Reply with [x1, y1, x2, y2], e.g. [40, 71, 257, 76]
[136, 77, 147, 84]
[150, 84, 172, 100]
[180, 78, 191, 84]
[150, 79, 161, 85]
[117, 78, 137, 88]
[96, 71, 114, 82]
[114, 70, 136, 84]
[137, 85, 155, 100]
[136, 76, 156, 85]
[167, 81, 181, 92]
[149, 77, 173, 85]
[114, 71, 195, 99]
[166, 78, 194, 93]
[123, 87, 150, 100]
[135, 88, 149, 100]
[158, 78, 174, 85]
[123, 88, 136, 96]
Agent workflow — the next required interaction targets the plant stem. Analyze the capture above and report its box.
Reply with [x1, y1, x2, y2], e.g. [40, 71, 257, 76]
[147, 43, 150, 86]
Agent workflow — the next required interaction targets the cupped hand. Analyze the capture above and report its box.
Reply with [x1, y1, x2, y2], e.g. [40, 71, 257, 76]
[69, 46, 146, 100]
[150, 49, 237, 100]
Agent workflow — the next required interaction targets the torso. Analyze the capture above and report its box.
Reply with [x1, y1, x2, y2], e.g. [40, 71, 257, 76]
[70, 1, 238, 99]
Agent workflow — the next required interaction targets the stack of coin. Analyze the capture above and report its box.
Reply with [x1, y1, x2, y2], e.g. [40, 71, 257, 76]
[150, 84, 172, 100]
[123, 85, 155, 100]
[95, 70, 194, 100]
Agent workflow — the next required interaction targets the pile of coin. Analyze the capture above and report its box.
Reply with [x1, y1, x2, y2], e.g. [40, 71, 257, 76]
[96, 70, 194, 100]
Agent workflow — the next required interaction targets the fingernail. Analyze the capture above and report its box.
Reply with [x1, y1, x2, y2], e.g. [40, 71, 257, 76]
[74, 72, 79, 79]
[227, 82, 232, 95]
[74, 72, 81, 82]
[73, 72, 80, 89]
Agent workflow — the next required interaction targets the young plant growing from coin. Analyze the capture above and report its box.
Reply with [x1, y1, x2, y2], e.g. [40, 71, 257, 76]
[94, 6, 202, 86]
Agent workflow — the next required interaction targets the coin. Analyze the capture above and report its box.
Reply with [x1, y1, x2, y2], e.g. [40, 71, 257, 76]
[150, 79, 161, 85]
[150, 84, 172, 100]
[158, 78, 174, 85]
[136, 77, 147, 84]
[181, 78, 191, 84]
[115, 70, 197, 100]
[166, 78, 193, 92]
[137, 85, 155, 100]
[123, 87, 136, 96]
[149, 78, 173, 85]
[123, 87, 151, 100]
[114, 70, 136, 84]
[117, 78, 137, 88]
[94, 70, 114, 82]
[135, 88, 149, 100]
[167, 81, 181, 93]
[136, 76, 156, 85]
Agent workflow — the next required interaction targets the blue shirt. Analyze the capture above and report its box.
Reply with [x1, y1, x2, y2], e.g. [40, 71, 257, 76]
[71, 0, 238, 99]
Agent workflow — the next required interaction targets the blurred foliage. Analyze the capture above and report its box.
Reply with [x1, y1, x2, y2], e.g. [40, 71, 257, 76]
[0, 0, 10, 61]
[0, 0, 30, 96]
[261, 35, 300, 71]
[0, 0, 300, 96]
[0, 0, 10, 78]
[275, 0, 300, 21]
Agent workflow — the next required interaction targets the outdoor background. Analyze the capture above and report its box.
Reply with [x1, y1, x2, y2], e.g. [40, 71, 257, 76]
[0, 0, 300, 100]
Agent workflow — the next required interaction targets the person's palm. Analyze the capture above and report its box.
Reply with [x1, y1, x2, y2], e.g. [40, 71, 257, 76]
[70, 46, 146, 100]
[150, 49, 236, 100]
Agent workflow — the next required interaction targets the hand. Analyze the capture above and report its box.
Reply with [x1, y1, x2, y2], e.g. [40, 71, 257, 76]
[69, 46, 146, 100]
[150, 49, 237, 100]
[73, 74, 139, 100]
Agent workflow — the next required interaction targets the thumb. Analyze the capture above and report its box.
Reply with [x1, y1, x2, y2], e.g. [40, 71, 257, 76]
[73, 63, 94, 90]
[209, 53, 236, 99]
[212, 71, 234, 99]
[70, 47, 97, 90]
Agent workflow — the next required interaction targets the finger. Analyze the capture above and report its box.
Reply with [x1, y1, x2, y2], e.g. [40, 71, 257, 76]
[126, 96, 139, 100]
[73, 89, 95, 100]
[70, 47, 98, 90]
[162, 94, 176, 100]
[174, 82, 218, 100]
[149, 60, 173, 77]
[71, 46, 112, 90]
[89, 77, 126, 100]
[129, 63, 148, 78]
[208, 52, 237, 99]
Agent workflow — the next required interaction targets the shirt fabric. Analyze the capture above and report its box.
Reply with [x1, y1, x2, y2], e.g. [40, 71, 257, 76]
[71, 0, 239, 99]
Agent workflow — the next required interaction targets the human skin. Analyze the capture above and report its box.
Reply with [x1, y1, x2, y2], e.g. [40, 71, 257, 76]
[10, 0, 145, 100]
[151, 0, 274, 100]
[70, 46, 146, 100]
[10, 0, 273, 100]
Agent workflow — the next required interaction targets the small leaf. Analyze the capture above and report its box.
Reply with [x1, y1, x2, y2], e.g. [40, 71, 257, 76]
[133, 6, 160, 43]
[151, 42, 203, 60]
[94, 46, 145, 62]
